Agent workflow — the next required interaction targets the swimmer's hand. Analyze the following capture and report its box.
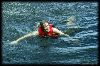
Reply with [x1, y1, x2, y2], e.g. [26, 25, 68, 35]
[64, 34, 70, 37]
[10, 41, 18, 45]
[60, 34, 70, 37]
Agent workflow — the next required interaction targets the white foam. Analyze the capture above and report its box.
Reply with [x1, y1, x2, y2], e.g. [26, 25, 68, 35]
[50, 45, 97, 54]
[75, 30, 98, 38]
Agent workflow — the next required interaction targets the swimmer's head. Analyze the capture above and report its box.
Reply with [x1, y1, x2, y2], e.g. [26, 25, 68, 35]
[40, 20, 50, 32]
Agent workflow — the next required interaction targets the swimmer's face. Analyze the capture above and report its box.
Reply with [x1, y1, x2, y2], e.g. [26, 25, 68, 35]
[43, 22, 49, 32]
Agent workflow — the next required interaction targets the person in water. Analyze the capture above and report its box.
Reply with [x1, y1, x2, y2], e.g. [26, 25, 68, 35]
[10, 21, 69, 44]
[38, 21, 66, 38]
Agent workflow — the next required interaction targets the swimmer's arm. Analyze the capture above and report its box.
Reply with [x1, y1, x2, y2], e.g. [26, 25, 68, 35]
[16, 31, 38, 42]
[18, 31, 38, 41]
[10, 31, 38, 44]
[53, 28, 69, 37]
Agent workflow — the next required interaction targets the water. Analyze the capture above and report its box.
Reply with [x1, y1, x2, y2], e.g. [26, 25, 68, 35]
[2, 2, 98, 64]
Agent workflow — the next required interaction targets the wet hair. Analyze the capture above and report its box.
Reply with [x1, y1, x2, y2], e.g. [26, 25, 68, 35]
[39, 22, 48, 36]
[39, 21, 55, 32]
[39, 22, 45, 32]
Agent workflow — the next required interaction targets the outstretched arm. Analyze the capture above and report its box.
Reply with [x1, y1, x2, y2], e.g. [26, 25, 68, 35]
[52, 28, 69, 37]
[53, 28, 80, 44]
[16, 31, 38, 42]
[10, 31, 38, 44]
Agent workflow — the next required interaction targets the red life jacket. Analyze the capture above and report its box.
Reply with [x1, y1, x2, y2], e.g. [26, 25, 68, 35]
[38, 24, 58, 38]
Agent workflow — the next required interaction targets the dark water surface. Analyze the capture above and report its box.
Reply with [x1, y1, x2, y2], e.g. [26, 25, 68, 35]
[2, 2, 98, 64]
